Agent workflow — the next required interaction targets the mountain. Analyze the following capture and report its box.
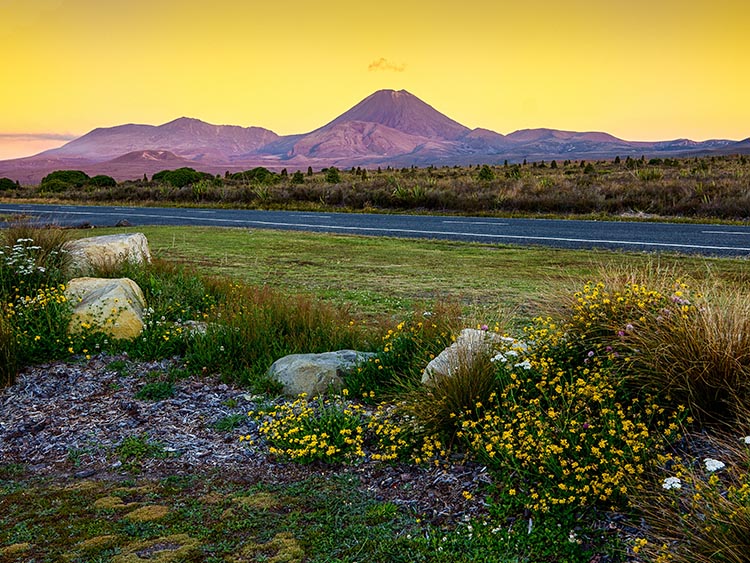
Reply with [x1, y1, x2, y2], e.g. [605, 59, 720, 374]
[0, 89, 747, 183]
[40, 117, 280, 162]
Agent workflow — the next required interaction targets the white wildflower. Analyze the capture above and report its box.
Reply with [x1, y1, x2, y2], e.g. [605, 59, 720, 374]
[704, 458, 725, 472]
[743, 436, 750, 445]
[662, 476, 682, 490]
[514, 359, 532, 370]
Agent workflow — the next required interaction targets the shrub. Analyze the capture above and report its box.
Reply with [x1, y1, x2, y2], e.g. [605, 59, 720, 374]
[249, 392, 447, 465]
[0, 177, 18, 191]
[251, 395, 367, 463]
[88, 174, 117, 187]
[325, 167, 341, 184]
[342, 304, 459, 401]
[557, 271, 750, 426]
[229, 167, 277, 184]
[457, 321, 684, 514]
[40, 170, 90, 189]
[152, 167, 206, 188]
[478, 165, 495, 181]
[0, 225, 70, 294]
[399, 341, 498, 440]
[622, 283, 750, 425]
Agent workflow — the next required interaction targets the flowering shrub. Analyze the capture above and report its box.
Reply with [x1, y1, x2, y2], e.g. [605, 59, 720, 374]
[248, 392, 448, 465]
[343, 305, 457, 400]
[0, 229, 69, 294]
[457, 323, 684, 512]
[560, 277, 750, 425]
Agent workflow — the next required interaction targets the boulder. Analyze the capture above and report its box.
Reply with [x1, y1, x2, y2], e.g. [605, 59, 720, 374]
[64, 233, 152, 275]
[268, 350, 376, 397]
[421, 328, 504, 385]
[65, 277, 147, 339]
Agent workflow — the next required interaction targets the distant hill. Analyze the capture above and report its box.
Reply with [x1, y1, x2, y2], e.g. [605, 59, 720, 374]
[0, 89, 747, 183]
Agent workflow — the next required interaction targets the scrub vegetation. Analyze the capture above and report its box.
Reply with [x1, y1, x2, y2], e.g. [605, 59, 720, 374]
[3, 153, 750, 220]
[1, 224, 750, 562]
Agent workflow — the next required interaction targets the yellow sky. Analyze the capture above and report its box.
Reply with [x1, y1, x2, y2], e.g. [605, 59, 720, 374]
[1, 0, 748, 159]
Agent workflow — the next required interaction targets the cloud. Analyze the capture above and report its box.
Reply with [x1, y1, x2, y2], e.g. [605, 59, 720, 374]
[368, 58, 406, 72]
[0, 132, 77, 141]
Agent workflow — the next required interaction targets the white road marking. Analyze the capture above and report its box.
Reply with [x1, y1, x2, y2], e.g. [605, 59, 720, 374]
[702, 230, 750, 235]
[3, 207, 750, 253]
[443, 220, 509, 226]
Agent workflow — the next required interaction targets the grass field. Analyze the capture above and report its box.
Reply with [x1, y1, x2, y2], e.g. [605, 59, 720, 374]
[88, 225, 750, 321]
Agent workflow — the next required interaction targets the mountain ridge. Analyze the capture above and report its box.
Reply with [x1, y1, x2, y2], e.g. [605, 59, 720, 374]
[0, 89, 747, 183]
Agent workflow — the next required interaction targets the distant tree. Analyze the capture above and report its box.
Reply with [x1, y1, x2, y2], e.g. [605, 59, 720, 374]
[307, 166, 313, 176]
[0, 177, 17, 191]
[143, 173, 149, 182]
[88, 174, 117, 187]
[522, 159, 527, 166]
[291, 170, 305, 184]
[550, 160, 558, 169]
[40, 170, 89, 189]
[280, 168, 288, 178]
[229, 167, 277, 184]
[152, 167, 207, 187]
[360, 168, 368, 180]
[377, 166, 382, 174]
[478, 164, 495, 181]
[583, 162, 596, 175]
[503, 160, 508, 167]
[614, 156, 621, 164]
[325, 166, 341, 184]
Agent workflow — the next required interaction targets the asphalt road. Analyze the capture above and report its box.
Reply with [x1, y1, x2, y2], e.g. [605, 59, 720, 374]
[1, 203, 750, 257]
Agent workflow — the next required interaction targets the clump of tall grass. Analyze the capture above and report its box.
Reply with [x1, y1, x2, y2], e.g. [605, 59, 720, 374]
[341, 302, 460, 400]
[550, 263, 750, 426]
[0, 311, 17, 387]
[624, 283, 750, 426]
[630, 430, 750, 563]
[185, 281, 373, 392]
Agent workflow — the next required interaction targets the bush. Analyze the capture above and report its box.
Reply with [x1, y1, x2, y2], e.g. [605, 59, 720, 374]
[152, 167, 207, 188]
[325, 167, 341, 184]
[0, 177, 18, 191]
[0, 225, 70, 294]
[342, 304, 459, 400]
[88, 174, 117, 187]
[40, 170, 89, 189]
[457, 320, 683, 513]
[555, 270, 750, 426]
[229, 167, 277, 184]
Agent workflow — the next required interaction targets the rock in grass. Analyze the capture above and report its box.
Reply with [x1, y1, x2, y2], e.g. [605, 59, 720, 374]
[65, 277, 146, 339]
[64, 233, 151, 275]
[268, 350, 375, 397]
[421, 328, 504, 385]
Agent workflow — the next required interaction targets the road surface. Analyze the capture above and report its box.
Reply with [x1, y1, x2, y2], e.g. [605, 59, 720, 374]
[1, 203, 749, 257]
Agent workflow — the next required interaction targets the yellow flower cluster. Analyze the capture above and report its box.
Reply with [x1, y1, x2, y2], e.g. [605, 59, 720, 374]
[249, 393, 450, 466]
[5, 284, 68, 319]
[458, 313, 682, 512]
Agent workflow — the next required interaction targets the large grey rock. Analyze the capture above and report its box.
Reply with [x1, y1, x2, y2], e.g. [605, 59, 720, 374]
[64, 233, 152, 275]
[65, 277, 147, 340]
[421, 328, 504, 385]
[268, 350, 376, 397]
